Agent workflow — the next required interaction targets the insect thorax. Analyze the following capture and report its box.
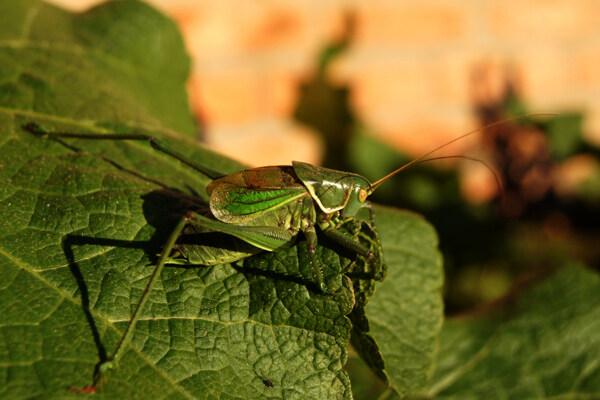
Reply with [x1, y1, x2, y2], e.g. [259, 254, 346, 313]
[240, 194, 317, 233]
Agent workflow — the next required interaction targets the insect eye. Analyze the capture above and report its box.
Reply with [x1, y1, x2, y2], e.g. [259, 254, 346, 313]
[358, 189, 368, 202]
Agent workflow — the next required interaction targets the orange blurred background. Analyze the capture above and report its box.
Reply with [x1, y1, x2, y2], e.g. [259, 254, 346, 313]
[46, 1, 600, 157]
[46, 0, 600, 207]
[45, 0, 600, 312]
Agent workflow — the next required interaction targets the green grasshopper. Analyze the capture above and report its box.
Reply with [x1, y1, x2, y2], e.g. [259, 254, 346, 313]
[22, 117, 515, 389]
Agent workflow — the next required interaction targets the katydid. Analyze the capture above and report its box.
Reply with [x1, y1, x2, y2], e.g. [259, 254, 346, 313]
[21, 114, 541, 389]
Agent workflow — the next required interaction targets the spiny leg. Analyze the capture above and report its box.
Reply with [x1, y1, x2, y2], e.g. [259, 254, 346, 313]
[92, 214, 189, 387]
[322, 226, 373, 259]
[321, 226, 384, 280]
[22, 122, 225, 179]
[303, 226, 327, 293]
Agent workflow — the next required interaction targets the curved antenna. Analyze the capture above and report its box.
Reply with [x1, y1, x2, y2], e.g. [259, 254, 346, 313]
[407, 155, 504, 196]
[368, 113, 556, 193]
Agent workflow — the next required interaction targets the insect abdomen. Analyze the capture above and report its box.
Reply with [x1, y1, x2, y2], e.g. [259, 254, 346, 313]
[174, 225, 262, 265]
[241, 195, 317, 233]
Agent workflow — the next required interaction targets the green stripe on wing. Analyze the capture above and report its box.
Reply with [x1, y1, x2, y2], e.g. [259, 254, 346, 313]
[210, 183, 308, 223]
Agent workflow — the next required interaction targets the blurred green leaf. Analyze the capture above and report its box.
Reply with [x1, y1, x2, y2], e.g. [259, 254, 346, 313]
[421, 265, 600, 400]
[579, 161, 600, 202]
[347, 125, 407, 186]
[546, 113, 583, 160]
[0, 0, 196, 136]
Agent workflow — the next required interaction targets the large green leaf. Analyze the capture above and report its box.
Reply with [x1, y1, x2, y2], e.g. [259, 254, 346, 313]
[0, 0, 196, 136]
[348, 206, 443, 397]
[421, 265, 600, 399]
[0, 1, 444, 399]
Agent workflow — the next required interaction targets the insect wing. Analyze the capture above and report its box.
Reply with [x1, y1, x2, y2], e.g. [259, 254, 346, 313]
[209, 182, 308, 224]
[190, 214, 295, 251]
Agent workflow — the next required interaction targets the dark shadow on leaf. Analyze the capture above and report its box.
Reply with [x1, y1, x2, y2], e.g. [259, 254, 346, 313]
[62, 236, 108, 381]
[319, 232, 358, 264]
[60, 188, 207, 376]
[141, 189, 207, 230]
[61, 185, 373, 377]
[232, 262, 326, 294]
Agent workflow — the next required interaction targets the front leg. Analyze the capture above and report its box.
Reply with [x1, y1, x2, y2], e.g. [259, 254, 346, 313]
[303, 226, 328, 293]
[320, 223, 387, 281]
[320, 225, 374, 261]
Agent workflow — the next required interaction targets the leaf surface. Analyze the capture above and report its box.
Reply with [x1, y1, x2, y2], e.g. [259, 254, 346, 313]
[0, 1, 445, 399]
[422, 265, 600, 400]
[351, 206, 444, 396]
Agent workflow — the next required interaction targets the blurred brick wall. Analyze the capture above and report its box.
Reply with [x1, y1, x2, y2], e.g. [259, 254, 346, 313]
[48, 0, 600, 167]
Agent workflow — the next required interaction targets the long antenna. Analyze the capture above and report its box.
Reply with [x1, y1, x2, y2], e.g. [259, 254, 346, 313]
[368, 113, 556, 193]
[408, 155, 504, 195]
